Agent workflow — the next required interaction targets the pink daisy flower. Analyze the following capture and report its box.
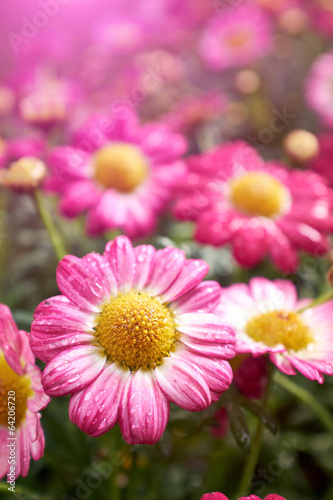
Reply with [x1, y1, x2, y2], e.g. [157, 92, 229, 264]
[305, 51, 333, 127]
[31, 236, 235, 445]
[0, 305, 49, 480]
[173, 141, 333, 273]
[309, 131, 333, 186]
[215, 277, 333, 383]
[201, 494, 286, 500]
[199, 2, 273, 72]
[46, 107, 187, 239]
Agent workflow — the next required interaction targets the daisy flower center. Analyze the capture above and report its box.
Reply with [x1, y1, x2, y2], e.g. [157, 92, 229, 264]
[93, 143, 148, 193]
[229, 172, 288, 218]
[245, 310, 313, 351]
[0, 355, 32, 427]
[94, 291, 178, 371]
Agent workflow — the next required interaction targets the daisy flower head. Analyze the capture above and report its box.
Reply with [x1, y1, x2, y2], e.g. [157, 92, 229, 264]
[199, 2, 273, 72]
[173, 141, 333, 273]
[46, 107, 187, 239]
[31, 236, 235, 444]
[0, 305, 49, 480]
[305, 50, 333, 127]
[215, 277, 333, 383]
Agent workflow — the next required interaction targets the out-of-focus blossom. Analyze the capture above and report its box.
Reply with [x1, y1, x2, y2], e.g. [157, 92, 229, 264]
[173, 141, 333, 272]
[0, 85, 16, 117]
[0, 305, 49, 480]
[283, 129, 319, 164]
[0, 157, 47, 192]
[31, 236, 235, 444]
[7, 137, 46, 162]
[305, 0, 333, 37]
[18, 75, 81, 129]
[199, 3, 273, 72]
[46, 107, 187, 239]
[0, 138, 8, 168]
[216, 277, 333, 383]
[162, 93, 227, 135]
[211, 355, 267, 438]
[309, 131, 333, 186]
[305, 51, 333, 127]
[232, 355, 268, 399]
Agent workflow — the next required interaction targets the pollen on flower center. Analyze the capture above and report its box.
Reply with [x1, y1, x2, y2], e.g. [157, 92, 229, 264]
[93, 291, 178, 371]
[245, 310, 313, 351]
[93, 143, 148, 193]
[0, 355, 32, 427]
[229, 172, 288, 218]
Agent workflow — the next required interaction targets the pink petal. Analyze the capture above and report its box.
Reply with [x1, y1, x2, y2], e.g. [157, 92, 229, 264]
[104, 236, 135, 293]
[145, 246, 186, 297]
[174, 349, 233, 397]
[29, 414, 45, 461]
[119, 370, 170, 445]
[133, 244, 156, 289]
[59, 180, 100, 218]
[82, 252, 118, 297]
[156, 355, 211, 411]
[171, 281, 222, 314]
[56, 256, 105, 312]
[249, 277, 292, 310]
[69, 363, 129, 437]
[42, 346, 106, 396]
[269, 227, 299, 273]
[177, 313, 235, 345]
[161, 259, 209, 303]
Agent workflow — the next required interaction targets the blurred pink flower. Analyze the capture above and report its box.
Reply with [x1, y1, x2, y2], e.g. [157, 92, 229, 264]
[305, 51, 333, 127]
[309, 131, 333, 186]
[173, 141, 333, 272]
[46, 107, 187, 239]
[305, 0, 333, 37]
[162, 93, 227, 134]
[199, 2, 273, 71]
[0, 305, 49, 480]
[31, 236, 235, 444]
[216, 277, 333, 383]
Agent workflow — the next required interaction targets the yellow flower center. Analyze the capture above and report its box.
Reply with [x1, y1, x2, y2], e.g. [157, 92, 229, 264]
[93, 143, 148, 193]
[94, 291, 178, 371]
[229, 172, 288, 218]
[245, 310, 313, 351]
[0, 355, 32, 427]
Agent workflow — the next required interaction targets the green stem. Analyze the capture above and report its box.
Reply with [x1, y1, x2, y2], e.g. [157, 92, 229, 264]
[298, 290, 333, 313]
[236, 368, 273, 498]
[274, 372, 333, 434]
[33, 190, 67, 261]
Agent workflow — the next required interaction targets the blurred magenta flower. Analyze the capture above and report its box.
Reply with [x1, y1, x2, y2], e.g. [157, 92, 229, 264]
[46, 107, 187, 239]
[305, 0, 333, 37]
[309, 131, 333, 186]
[173, 141, 333, 272]
[215, 277, 333, 383]
[31, 236, 235, 444]
[305, 50, 333, 127]
[0, 305, 49, 480]
[199, 2, 273, 71]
